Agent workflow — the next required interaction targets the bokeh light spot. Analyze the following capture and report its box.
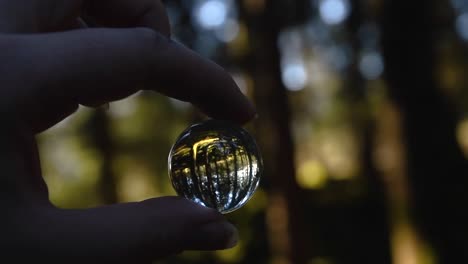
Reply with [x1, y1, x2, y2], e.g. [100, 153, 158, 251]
[282, 62, 308, 91]
[451, 0, 468, 12]
[359, 51, 384, 80]
[456, 13, 468, 41]
[297, 160, 328, 189]
[319, 0, 351, 25]
[196, 0, 228, 29]
[456, 118, 468, 157]
[323, 45, 351, 71]
[215, 18, 240, 42]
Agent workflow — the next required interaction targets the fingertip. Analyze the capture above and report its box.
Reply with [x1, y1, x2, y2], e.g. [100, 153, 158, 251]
[188, 221, 239, 250]
[139, 196, 240, 252]
[196, 98, 257, 126]
[157, 40, 256, 124]
[238, 99, 258, 125]
[141, 196, 225, 223]
[224, 223, 239, 249]
[228, 78, 257, 124]
[217, 69, 257, 125]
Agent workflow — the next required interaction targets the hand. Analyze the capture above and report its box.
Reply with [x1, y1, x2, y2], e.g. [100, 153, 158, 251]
[0, 0, 256, 263]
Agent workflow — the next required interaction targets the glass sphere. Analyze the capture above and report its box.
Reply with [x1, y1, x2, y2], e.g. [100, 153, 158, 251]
[168, 119, 263, 214]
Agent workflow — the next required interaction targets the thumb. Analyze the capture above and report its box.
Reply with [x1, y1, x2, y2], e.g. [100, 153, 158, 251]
[138, 197, 239, 252]
[10, 197, 238, 263]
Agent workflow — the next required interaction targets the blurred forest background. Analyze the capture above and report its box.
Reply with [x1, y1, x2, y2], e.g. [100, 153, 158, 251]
[37, 0, 468, 263]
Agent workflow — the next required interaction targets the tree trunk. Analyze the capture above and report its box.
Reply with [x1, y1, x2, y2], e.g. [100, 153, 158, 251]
[239, 2, 309, 263]
[87, 109, 118, 204]
[332, 1, 392, 262]
[382, 0, 468, 262]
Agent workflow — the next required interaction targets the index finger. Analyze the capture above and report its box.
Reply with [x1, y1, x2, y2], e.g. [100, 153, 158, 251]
[84, 0, 170, 36]
[2, 28, 256, 132]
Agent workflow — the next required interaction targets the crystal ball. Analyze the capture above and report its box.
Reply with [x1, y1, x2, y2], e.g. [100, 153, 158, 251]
[168, 119, 263, 214]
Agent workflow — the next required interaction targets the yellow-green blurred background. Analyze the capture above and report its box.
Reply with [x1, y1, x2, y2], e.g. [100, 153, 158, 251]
[37, 0, 468, 263]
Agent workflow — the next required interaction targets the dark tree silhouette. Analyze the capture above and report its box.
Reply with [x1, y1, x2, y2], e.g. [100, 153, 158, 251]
[86, 109, 118, 204]
[329, 1, 392, 262]
[382, 0, 468, 262]
[238, 1, 309, 263]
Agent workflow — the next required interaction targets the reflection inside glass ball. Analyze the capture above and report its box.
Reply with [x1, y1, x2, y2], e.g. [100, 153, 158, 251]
[168, 120, 263, 214]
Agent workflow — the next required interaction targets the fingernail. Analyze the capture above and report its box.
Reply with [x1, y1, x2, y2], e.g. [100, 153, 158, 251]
[224, 224, 238, 248]
[199, 221, 238, 249]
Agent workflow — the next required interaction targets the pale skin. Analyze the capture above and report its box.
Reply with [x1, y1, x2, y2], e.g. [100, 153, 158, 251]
[0, 0, 256, 263]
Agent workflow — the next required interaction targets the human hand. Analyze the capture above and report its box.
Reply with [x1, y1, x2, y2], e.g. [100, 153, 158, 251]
[0, 0, 256, 263]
